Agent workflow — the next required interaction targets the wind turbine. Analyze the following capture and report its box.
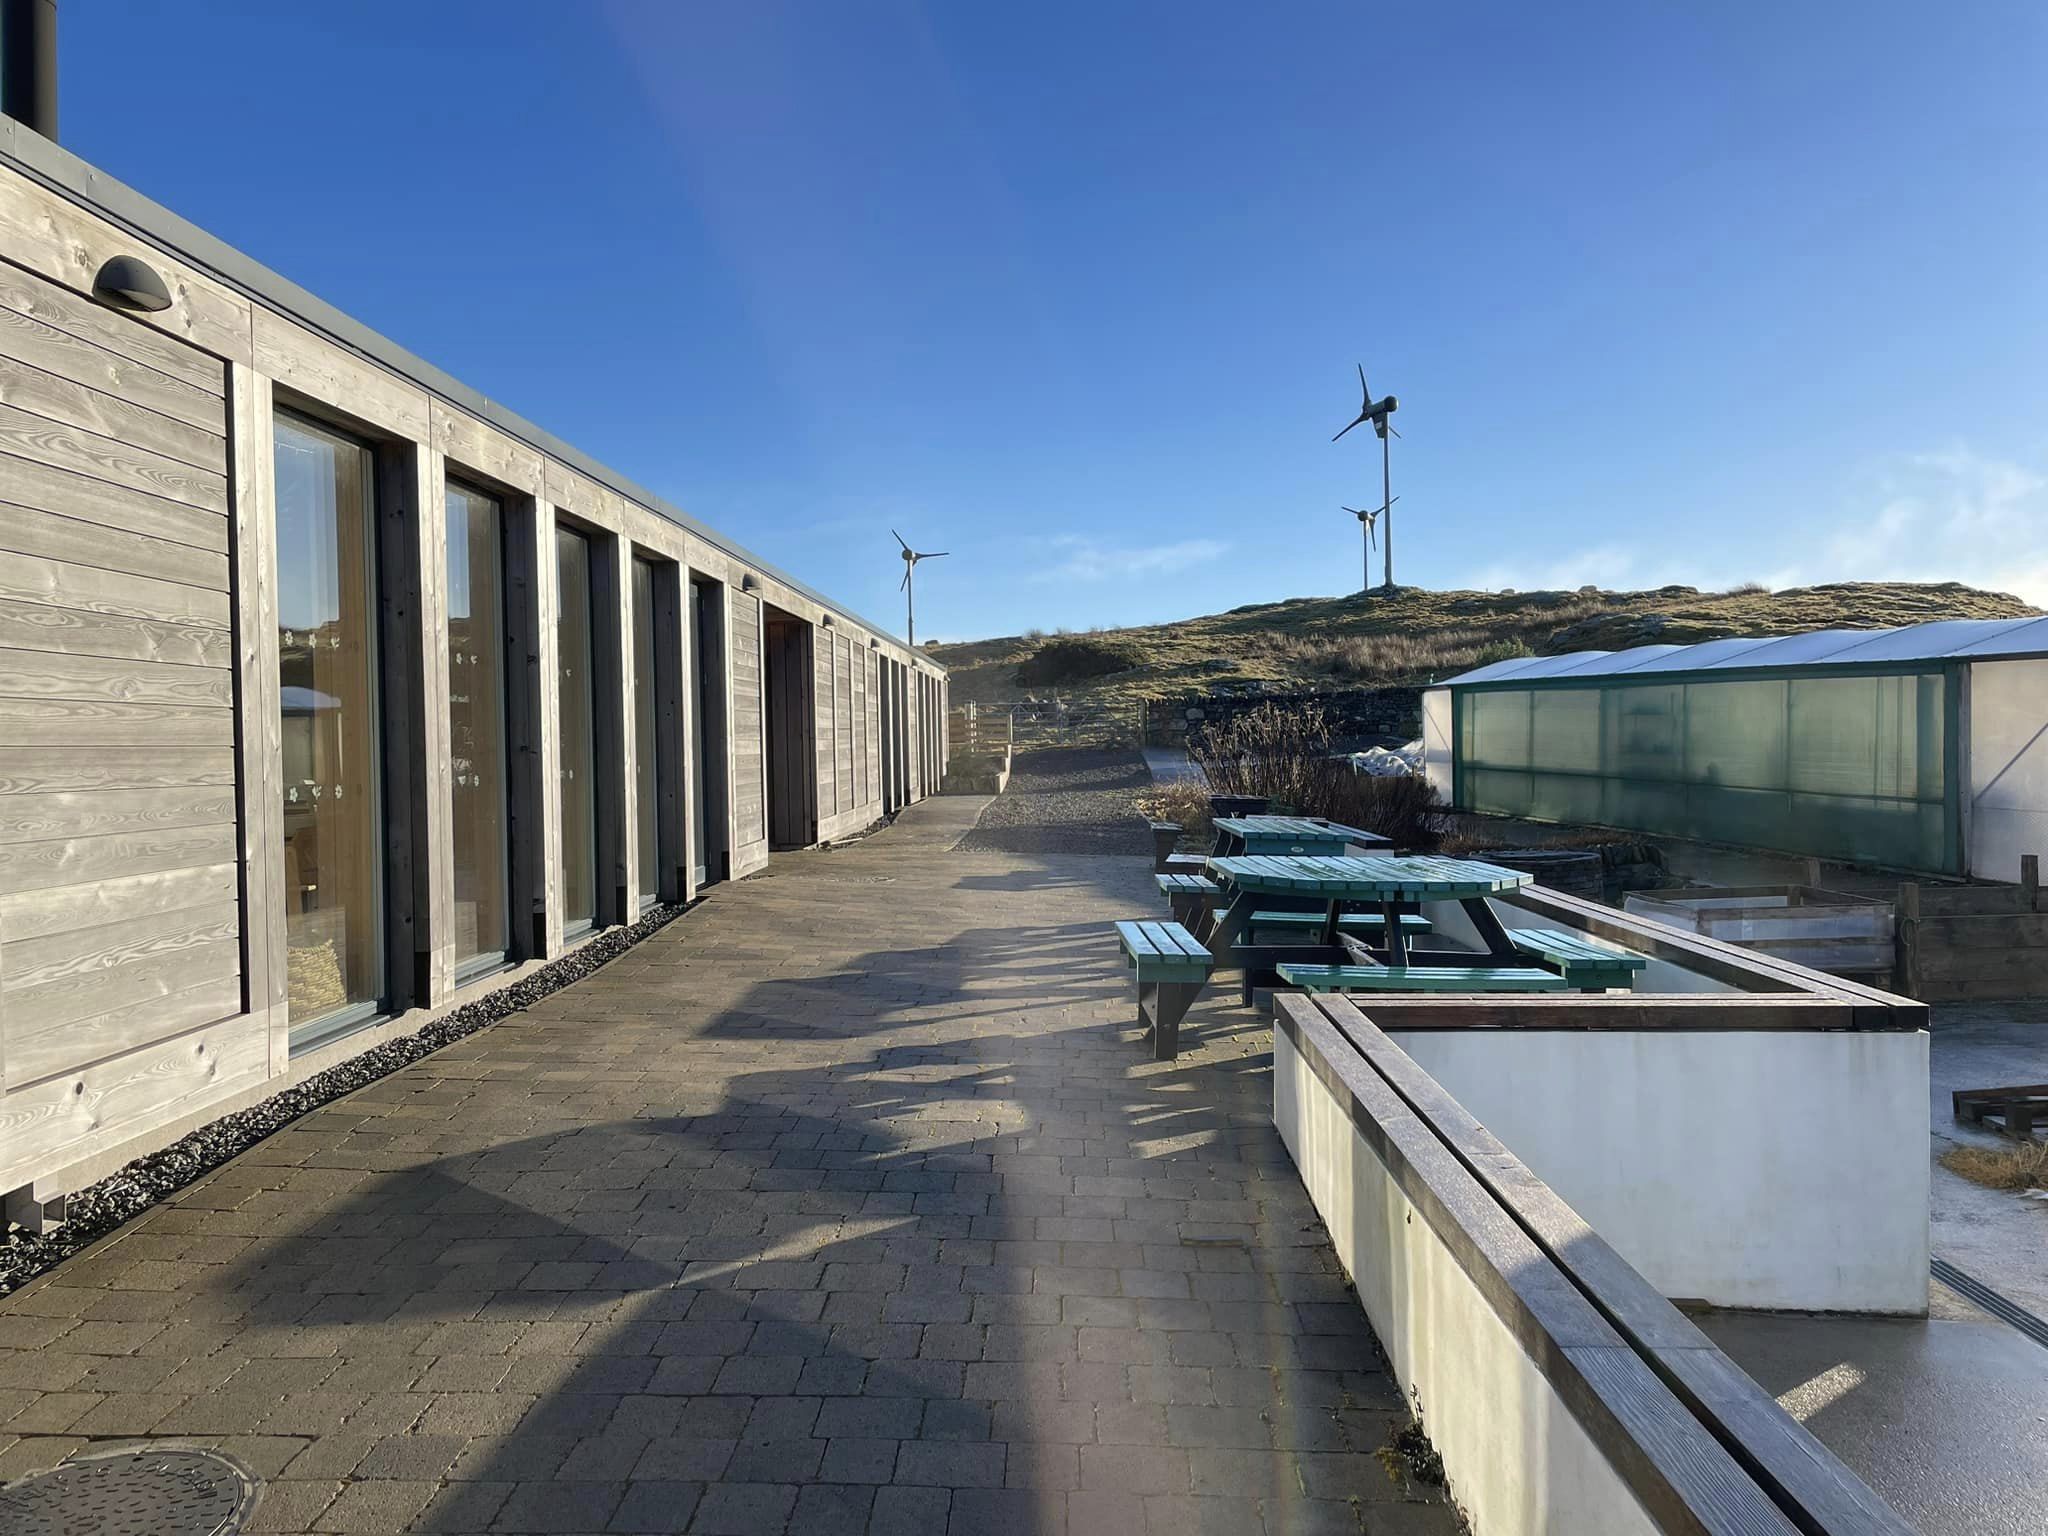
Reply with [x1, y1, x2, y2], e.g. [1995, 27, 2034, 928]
[1332, 365, 1401, 589]
[894, 530, 948, 648]
[1342, 499, 1395, 596]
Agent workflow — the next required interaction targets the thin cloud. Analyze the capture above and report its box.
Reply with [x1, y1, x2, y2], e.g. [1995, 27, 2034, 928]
[1463, 444, 2048, 606]
[1032, 535, 1229, 584]
[1817, 447, 2048, 606]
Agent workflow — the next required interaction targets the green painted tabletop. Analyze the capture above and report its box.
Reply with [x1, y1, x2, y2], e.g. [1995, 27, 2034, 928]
[1206, 854, 1534, 900]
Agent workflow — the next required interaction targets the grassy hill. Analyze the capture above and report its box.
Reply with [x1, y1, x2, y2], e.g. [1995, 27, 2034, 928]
[927, 581, 2039, 708]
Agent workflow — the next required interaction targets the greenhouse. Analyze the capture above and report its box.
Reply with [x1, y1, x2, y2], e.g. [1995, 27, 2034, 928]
[1420, 616, 2048, 880]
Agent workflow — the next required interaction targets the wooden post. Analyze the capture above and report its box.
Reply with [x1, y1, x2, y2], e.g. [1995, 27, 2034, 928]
[2024, 854, 2040, 912]
[505, 496, 562, 959]
[417, 456, 455, 1000]
[378, 440, 453, 1009]
[229, 367, 289, 1071]
[1897, 882, 1920, 999]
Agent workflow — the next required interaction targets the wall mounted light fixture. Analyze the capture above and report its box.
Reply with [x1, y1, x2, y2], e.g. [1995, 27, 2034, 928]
[740, 573, 759, 592]
[92, 254, 173, 313]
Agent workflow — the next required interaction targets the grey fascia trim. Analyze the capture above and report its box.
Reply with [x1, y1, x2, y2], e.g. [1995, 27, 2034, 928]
[0, 119, 936, 668]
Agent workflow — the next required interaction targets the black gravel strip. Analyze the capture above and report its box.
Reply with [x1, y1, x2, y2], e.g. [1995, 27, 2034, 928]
[953, 746, 1153, 857]
[0, 901, 688, 1298]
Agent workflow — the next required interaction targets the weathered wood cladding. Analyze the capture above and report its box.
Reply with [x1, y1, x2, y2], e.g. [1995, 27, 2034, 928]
[0, 149, 941, 1203]
[0, 258, 242, 1105]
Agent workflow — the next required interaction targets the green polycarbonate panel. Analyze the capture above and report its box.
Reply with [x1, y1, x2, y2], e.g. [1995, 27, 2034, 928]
[1465, 689, 1531, 771]
[1455, 669, 1955, 872]
[1685, 678, 1786, 791]
[1529, 687, 1602, 775]
[1605, 683, 1684, 780]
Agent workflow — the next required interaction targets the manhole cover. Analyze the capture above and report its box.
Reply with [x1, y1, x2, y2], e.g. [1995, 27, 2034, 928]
[0, 1447, 256, 1535]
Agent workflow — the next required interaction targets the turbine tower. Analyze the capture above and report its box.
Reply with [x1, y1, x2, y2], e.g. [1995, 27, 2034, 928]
[1341, 501, 1393, 596]
[894, 530, 948, 648]
[1332, 365, 1401, 589]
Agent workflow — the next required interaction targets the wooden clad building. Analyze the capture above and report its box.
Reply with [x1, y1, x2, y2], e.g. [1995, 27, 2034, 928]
[0, 125, 947, 1217]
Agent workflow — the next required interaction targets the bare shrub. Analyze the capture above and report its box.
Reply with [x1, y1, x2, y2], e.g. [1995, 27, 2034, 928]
[1324, 773, 1451, 849]
[1189, 702, 1338, 813]
[1189, 702, 1448, 847]
[1134, 780, 1213, 848]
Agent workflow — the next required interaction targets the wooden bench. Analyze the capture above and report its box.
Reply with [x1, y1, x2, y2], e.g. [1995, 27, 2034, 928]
[1114, 920, 1215, 1060]
[1249, 910, 1433, 939]
[1275, 961, 1568, 994]
[1509, 928, 1648, 992]
[1148, 820, 1183, 873]
[1160, 852, 1208, 878]
[1155, 871, 1223, 929]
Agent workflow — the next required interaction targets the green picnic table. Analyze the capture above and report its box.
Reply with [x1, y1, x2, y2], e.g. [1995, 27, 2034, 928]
[1203, 853, 1550, 1002]
[1210, 814, 1391, 858]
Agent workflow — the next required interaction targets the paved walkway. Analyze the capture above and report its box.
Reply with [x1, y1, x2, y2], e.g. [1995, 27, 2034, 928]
[0, 798, 1458, 1535]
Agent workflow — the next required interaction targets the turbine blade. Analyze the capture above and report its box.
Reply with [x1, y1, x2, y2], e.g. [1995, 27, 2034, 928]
[892, 529, 910, 551]
[1357, 362, 1369, 403]
[900, 569, 910, 591]
[1387, 423, 1402, 439]
[1332, 414, 1366, 442]
[925, 551, 950, 559]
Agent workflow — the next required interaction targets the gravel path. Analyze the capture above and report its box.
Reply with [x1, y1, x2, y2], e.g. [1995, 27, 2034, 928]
[952, 746, 1154, 856]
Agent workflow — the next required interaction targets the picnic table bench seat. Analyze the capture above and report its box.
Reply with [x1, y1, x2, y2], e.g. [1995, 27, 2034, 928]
[1249, 909, 1433, 936]
[1154, 871, 1224, 929]
[1114, 920, 1215, 1060]
[1274, 960, 1569, 994]
[1509, 928, 1648, 991]
[1160, 853, 1208, 877]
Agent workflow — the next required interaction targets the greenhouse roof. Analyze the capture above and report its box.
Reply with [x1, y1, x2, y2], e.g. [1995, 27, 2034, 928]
[1434, 614, 2048, 688]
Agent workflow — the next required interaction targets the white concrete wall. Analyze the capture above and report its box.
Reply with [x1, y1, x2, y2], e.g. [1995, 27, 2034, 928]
[1421, 687, 1454, 803]
[1389, 1028, 1931, 1313]
[1966, 658, 2048, 884]
[1275, 1027, 1662, 1536]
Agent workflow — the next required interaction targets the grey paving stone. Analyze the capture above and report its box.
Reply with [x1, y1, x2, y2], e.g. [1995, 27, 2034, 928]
[790, 1481, 875, 1536]
[606, 1481, 700, 1533]
[0, 815, 1448, 1536]
[896, 1438, 1006, 1488]
[870, 1484, 951, 1536]
[818, 1435, 899, 1484]
[948, 1486, 1047, 1536]
[689, 1481, 797, 1535]
[491, 1478, 626, 1531]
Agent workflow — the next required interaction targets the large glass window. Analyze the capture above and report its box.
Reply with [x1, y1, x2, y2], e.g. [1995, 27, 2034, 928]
[633, 557, 660, 908]
[447, 481, 509, 973]
[274, 413, 383, 1033]
[556, 525, 597, 930]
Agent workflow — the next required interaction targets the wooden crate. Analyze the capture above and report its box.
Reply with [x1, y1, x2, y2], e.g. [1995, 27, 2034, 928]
[1898, 856, 2047, 1003]
[1623, 884, 1896, 979]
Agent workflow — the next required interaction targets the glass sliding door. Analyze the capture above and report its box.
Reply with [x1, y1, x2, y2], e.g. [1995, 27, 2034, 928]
[633, 557, 660, 909]
[556, 525, 597, 932]
[274, 412, 384, 1038]
[447, 480, 509, 976]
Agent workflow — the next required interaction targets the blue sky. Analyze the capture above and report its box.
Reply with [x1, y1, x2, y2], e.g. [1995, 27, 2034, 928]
[63, 2, 2048, 640]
